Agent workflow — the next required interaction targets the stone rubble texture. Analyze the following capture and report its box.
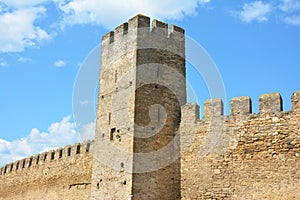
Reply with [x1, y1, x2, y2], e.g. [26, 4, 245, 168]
[0, 15, 299, 200]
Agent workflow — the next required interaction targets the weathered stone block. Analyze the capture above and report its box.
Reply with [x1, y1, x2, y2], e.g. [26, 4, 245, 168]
[259, 92, 282, 114]
[230, 96, 252, 115]
[204, 98, 224, 118]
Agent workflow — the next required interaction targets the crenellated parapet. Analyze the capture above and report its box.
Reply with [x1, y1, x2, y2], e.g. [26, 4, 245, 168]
[102, 14, 184, 45]
[185, 90, 300, 122]
[0, 140, 93, 176]
[186, 90, 299, 156]
[100, 14, 185, 69]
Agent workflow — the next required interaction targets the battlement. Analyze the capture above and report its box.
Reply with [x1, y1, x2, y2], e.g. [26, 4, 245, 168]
[0, 140, 93, 176]
[185, 90, 300, 121]
[102, 14, 184, 45]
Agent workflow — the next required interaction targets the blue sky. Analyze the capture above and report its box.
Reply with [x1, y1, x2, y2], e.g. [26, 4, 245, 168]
[0, 0, 299, 165]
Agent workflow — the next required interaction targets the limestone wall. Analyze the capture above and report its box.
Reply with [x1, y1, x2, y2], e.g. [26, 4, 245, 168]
[180, 91, 300, 199]
[0, 141, 93, 200]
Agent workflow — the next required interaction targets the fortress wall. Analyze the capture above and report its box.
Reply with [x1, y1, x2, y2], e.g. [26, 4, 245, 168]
[0, 141, 93, 200]
[180, 91, 300, 199]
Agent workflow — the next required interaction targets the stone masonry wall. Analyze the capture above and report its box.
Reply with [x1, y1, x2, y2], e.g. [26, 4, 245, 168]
[0, 141, 93, 200]
[180, 91, 300, 199]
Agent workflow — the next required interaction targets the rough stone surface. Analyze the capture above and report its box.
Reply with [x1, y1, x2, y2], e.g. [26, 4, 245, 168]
[0, 15, 299, 200]
[92, 14, 186, 200]
[180, 96, 300, 199]
[230, 96, 251, 116]
[259, 92, 282, 114]
[204, 99, 224, 118]
[0, 142, 93, 200]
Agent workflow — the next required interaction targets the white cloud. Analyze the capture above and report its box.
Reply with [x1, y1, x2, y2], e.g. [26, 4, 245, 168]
[0, 139, 9, 152]
[0, 116, 80, 166]
[284, 15, 300, 24]
[0, 0, 49, 8]
[238, 1, 272, 23]
[200, 0, 211, 4]
[0, 61, 7, 67]
[18, 57, 32, 63]
[279, 0, 300, 12]
[278, 0, 300, 25]
[54, 59, 66, 67]
[57, 0, 210, 29]
[0, 7, 51, 53]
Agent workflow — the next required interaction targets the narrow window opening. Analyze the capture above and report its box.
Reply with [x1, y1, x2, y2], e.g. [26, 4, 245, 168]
[158, 108, 160, 122]
[123, 180, 127, 185]
[59, 149, 63, 158]
[120, 162, 124, 172]
[22, 160, 26, 168]
[108, 113, 111, 125]
[16, 162, 19, 170]
[51, 152, 55, 160]
[76, 145, 81, 154]
[155, 85, 158, 89]
[115, 70, 117, 83]
[86, 143, 91, 152]
[4, 166, 7, 174]
[28, 157, 33, 167]
[110, 128, 116, 141]
[101, 95, 104, 99]
[36, 155, 40, 165]
[10, 164, 13, 172]
[67, 147, 71, 156]
[109, 31, 114, 43]
[44, 154, 47, 161]
[123, 23, 128, 35]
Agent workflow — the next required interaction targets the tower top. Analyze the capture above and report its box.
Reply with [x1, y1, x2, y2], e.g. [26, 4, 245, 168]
[102, 14, 185, 45]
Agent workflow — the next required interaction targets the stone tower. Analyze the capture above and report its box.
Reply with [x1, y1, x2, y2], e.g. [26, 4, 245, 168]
[91, 14, 186, 200]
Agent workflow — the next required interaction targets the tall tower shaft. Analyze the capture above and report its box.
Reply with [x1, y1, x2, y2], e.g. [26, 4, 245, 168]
[91, 14, 186, 200]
